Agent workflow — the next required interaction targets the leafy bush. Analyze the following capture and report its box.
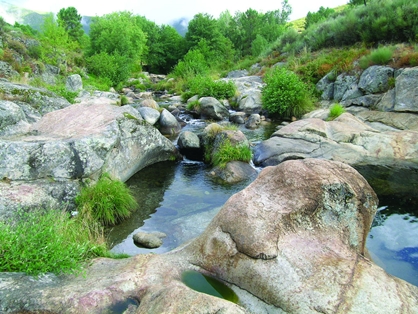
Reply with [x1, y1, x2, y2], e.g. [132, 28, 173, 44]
[262, 67, 314, 118]
[172, 49, 209, 79]
[86, 52, 132, 86]
[328, 103, 346, 120]
[212, 139, 252, 168]
[75, 173, 138, 226]
[0, 209, 107, 276]
[182, 75, 236, 101]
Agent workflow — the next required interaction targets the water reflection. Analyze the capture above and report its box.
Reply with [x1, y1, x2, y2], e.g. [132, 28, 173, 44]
[108, 160, 251, 255]
[366, 197, 418, 286]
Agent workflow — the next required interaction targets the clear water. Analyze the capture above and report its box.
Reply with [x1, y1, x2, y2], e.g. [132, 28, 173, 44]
[108, 118, 418, 287]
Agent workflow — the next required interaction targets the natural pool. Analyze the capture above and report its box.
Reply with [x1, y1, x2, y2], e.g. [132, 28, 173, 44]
[108, 119, 418, 287]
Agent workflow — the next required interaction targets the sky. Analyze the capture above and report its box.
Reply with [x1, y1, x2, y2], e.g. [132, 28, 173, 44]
[17, 0, 348, 25]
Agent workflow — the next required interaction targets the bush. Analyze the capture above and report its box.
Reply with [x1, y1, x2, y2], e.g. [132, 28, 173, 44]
[182, 75, 236, 101]
[172, 49, 209, 79]
[75, 173, 138, 226]
[86, 52, 132, 86]
[328, 103, 346, 120]
[0, 209, 107, 276]
[359, 47, 394, 69]
[262, 67, 314, 118]
[212, 139, 252, 168]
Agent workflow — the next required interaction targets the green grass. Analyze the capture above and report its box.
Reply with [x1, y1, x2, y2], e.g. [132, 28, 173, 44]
[75, 173, 138, 226]
[328, 103, 346, 120]
[212, 139, 252, 168]
[359, 46, 394, 69]
[0, 208, 108, 276]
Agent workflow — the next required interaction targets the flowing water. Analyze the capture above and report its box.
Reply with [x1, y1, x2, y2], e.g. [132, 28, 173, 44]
[108, 117, 418, 287]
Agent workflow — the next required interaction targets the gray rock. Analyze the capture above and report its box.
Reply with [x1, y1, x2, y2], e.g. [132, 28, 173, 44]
[0, 61, 19, 78]
[0, 101, 178, 211]
[356, 111, 418, 131]
[376, 88, 396, 111]
[342, 94, 383, 108]
[334, 74, 358, 101]
[133, 231, 166, 248]
[226, 69, 249, 78]
[358, 65, 394, 94]
[253, 113, 418, 170]
[159, 108, 182, 135]
[230, 111, 246, 124]
[209, 161, 257, 184]
[177, 131, 202, 160]
[245, 113, 261, 129]
[138, 107, 160, 125]
[0, 100, 27, 131]
[199, 97, 229, 120]
[394, 67, 418, 112]
[65, 74, 83, 92]
[0, 80, 71, 116]
[316, 72, 335, 100]
[140, 98, 159, 109]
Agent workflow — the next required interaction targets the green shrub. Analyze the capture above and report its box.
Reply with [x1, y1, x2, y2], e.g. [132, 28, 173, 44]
[262, 67, 314, 118]
[328, 103, 346, 120]
[47, 84, 78, 104]
[120, 95, 129, 105]
[212, 139, 252, 168]
[182, 75, 236, 101]
[75, 173, 138, 226]
[86, 52, 132, 86]
[0, 208, 107, 276]
[172, 49, 209, 79]
[359, 47, 393, 69]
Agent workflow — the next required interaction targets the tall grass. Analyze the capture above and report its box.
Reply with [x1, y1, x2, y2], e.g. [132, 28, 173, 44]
[75, 173, 138, 226]
[212, 139, 252, 168]
[0, 209, 107, 276]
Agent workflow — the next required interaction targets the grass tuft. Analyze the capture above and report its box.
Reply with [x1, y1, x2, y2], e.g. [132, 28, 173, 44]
[75, 173, 138, 226]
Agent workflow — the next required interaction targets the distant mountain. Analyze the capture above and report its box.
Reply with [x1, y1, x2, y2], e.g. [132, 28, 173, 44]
[170, 17, 189, 37]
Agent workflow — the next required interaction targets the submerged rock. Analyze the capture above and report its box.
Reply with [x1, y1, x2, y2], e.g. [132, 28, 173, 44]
[133, 231, 166, 248]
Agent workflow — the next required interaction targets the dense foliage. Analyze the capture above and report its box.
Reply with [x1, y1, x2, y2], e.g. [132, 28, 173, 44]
[57, 7, 84, 43]
[262, 67, 313, 118]
[182, 76, 236, 101]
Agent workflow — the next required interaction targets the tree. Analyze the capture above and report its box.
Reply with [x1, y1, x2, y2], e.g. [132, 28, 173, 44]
[57, 7, 84, 43]
[348, 0, 367, 5]
[89, 11, 146, 61]
[40, 13, 75, 66]
[304, 6, 335, 29]
[88, 11, 147, 85]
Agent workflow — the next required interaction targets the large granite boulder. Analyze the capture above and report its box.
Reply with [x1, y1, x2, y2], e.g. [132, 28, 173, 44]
[253, 113, 418, 170]
[2, 159, 417, 313]
[183, 159, 418, 313]
[0, 100, 178, 213]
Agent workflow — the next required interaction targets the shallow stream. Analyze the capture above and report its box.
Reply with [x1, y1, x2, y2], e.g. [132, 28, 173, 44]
[109, 118, 418, 287]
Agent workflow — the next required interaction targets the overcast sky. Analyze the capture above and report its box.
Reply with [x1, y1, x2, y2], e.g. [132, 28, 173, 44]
[18, 0, 348, 25]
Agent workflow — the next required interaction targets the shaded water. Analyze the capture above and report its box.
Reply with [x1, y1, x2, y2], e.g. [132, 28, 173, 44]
[108, 118, 418, 287]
